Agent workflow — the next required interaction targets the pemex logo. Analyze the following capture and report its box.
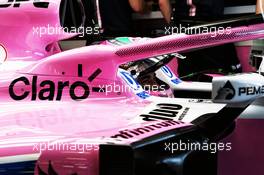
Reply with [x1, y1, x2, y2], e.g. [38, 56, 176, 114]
[215, 80, 236, 100]
[0, 44, 7, 64]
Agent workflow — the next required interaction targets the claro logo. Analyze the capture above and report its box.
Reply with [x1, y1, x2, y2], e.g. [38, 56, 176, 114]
[9, 64, 102, 101]
[0, 0, 49, 8]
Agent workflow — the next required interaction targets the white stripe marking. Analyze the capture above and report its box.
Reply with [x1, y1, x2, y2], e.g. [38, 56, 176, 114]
[0, 154, 40, 164]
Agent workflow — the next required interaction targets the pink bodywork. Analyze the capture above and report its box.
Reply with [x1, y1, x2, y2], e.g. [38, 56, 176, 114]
[0, 0, 74, 60]
[0, 1, 264, 174]
[0, 98, 191, 174]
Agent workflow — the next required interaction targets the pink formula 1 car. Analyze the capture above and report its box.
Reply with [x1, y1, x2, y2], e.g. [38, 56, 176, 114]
[0, 1, 264, 175]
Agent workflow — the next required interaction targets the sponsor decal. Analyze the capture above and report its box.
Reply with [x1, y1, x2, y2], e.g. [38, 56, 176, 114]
[0, 0, 49, 8]
[178, 107, 190, 121]
[140, 103, 189, 121]
[9, 64, 102, 101]
[171, 78, 182, 84]
[215, 81, 235, 100]
[161, 66, 182, 85]
[111, 120, 185, 139]
[238, 85, 264, 96]
[9, 76, 90, 101]
[136, 91, 151, 99]
[161, 66, 174, 78]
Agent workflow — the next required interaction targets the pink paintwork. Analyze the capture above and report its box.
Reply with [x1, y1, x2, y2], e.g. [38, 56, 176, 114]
[236, 46, 256, 72]
[0, 98, 191, 174]
[0, 0, 75, 60]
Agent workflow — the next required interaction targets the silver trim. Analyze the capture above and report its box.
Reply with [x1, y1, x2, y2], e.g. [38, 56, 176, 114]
[224, 5, 256, 15]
